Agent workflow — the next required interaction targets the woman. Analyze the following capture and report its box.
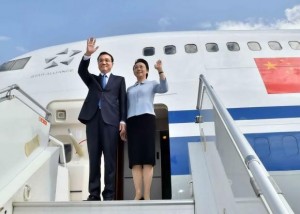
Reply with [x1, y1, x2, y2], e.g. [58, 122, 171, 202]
[122, 58, 168, 200]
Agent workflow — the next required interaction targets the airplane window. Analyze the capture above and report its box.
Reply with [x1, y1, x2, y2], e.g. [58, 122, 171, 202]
[282, 136, 298, 156]
[11, 57, 31, 70]
[143, 47, 155, 56]
[289, 41, 300, 50]
[0, 61, 15, 71]
[205, 43, 219, 52]
[185, 44, 198, 53]
[247, 42, 261, 51]
[0, 57, 30, 72]
[164, 45, 176, 55]
[226, 42, 240, 51]
[268, 41, 282, 50]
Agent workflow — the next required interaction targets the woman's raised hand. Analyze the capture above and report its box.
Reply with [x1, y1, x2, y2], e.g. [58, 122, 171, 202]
[154, 60, 163, 72]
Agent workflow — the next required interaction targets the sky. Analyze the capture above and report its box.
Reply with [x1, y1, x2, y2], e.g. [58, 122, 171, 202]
[1, 0, 300, 64]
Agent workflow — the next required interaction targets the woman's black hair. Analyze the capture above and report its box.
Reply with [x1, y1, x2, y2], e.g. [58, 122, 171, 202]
[134, 58, 149, 78]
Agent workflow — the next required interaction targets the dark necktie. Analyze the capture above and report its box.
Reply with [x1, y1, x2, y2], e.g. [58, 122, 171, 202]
[102, 74, 107, 88]
[99, 74, 107, 109]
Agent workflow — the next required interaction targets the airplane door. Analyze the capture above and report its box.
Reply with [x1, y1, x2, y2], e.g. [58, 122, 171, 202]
[122, 104, 171, 200]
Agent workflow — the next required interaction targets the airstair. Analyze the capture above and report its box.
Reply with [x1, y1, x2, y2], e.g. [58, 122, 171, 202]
[0, 77, 296, 214]
[189, 75, 295, 213]
[0, 85, 194, 214]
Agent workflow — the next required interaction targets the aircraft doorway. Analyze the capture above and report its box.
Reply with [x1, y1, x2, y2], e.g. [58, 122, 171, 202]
[47, 100, 170, 200]
[120, 104, 171, 200]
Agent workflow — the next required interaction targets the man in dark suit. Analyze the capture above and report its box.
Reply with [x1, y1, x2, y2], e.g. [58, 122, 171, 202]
[78, 38, 127, 201]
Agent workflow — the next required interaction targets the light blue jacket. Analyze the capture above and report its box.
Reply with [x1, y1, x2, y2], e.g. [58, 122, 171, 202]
[127, 79, 168, 119]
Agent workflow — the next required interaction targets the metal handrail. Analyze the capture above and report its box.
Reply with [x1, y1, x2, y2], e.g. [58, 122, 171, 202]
[196, 74, 294, 214]
[49, 135, 67, 168]
[0, 84, 51, 120]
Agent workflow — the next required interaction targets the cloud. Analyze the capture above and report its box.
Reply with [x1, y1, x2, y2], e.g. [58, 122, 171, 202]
[216, 20, 274, 30]
[0, 36, 11, 41]
[216, 4, 300, 30]
[285, 5, 300, 22]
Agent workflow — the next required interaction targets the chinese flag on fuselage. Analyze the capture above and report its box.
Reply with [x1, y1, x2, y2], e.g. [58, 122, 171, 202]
[254, 57, 300, 94]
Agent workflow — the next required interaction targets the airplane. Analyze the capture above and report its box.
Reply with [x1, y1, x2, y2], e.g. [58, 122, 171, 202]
[1, 29, 300, 213]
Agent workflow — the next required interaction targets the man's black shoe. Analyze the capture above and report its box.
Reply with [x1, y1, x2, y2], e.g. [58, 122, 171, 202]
[85, 195, 101, 201]
[103, 198, 114, 201]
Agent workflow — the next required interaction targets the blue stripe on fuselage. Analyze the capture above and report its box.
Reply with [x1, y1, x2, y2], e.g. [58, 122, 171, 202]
[229, 105, 300, 120]
[170, 136, 215, 175]
[245, 132, 300, 171]
[168, 106, 300, 175]
[170, 132, 300, 175]
[168, 105, 300, 123]
[170, 137, 200, 175]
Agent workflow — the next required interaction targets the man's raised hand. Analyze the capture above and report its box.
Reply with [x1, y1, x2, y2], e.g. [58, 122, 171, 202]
[85, 37, 99, 56]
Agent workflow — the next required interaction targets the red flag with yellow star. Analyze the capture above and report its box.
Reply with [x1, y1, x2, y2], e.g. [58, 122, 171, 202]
[254, 57, 300, 94]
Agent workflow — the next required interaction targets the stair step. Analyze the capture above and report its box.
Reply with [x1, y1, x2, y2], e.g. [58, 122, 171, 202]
[13, 199, 194, 214]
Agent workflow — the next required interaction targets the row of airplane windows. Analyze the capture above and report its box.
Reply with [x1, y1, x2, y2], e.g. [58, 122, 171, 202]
[1, 40, 300, 72]
[143, 41, 300, 56]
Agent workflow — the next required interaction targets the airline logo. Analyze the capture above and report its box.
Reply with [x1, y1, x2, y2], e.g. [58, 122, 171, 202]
[31, 48, 82, 78]
[255, 57, 300, 94]
[44, 48, 82, 69]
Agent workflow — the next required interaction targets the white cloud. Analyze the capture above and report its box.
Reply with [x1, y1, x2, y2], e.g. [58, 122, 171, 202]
[216, 4, 300, 30]
[216, 20, 272, 30]
[285, 5, 300, 22]
[0, 36, 10, 41]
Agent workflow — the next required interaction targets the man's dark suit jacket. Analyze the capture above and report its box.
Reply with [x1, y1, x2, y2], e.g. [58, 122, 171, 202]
[78, 58, 127, 126]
